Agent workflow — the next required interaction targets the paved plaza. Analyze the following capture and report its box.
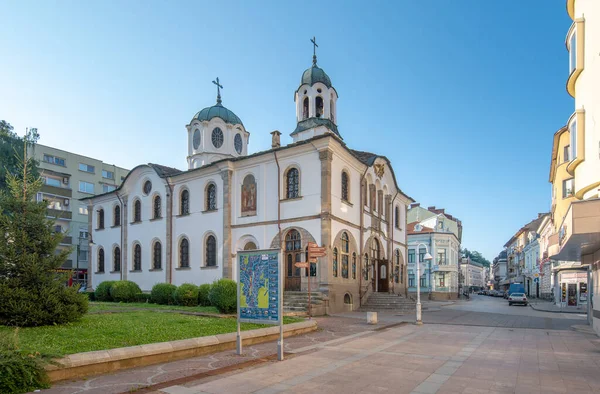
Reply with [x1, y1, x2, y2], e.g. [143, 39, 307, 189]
[41, 296, 597, 394]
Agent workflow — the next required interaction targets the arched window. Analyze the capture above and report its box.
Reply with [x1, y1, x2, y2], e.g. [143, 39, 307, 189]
[179, 238, 189, 268]
[113, 246, 121, 272]
[341, 171, 349, 202]
[153, 195, 162, 219]
[370, 185, 376, 210]
[241, 174, 257, 216]
[180, 189, 190, 215]
[377, 190, 383, 215]
[364, 254, 369, 280]
[98, 247, 105, 273]
[352, 252, 357, 280]
[341, 232, 349, 279]
[98, 209, 104, 229]
[206, 183, 217, 211]
[333, 247, 338, 277]
[371, 238, 380, 261]
[244, 241, 257, 251]
[395, 206, 400, 229]
[206, 235, 217, 267]
[133, 243, 141, 271]
[153, 241, 161, 270]
[114, 205, 121, 226]
[315, 96, 323, 117]
[380, 264, 387, 279]
[394, 249, 400, 283]
[286, 168, 299, 199]
[303, 97, 309, 120]
[330, 98, 335, 123]
[133, 199, 141, 222]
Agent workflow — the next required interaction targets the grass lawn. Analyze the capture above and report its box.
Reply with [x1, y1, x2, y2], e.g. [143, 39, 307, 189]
[88, 301, 220, 314]
[0, 312, 303, 356]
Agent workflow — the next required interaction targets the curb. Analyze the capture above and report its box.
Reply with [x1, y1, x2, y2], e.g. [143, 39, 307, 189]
[45, 320, 317, 382]
[529, 303, 586, 314]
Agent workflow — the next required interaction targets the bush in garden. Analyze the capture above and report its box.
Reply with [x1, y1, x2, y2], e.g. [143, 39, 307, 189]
[208, 279, 237, 313]
[136, 293, 151, 303]
[0, 330, 49, 393]
[198, 283, 212, 306]
[109, 281, 142, 303]
[150, 283, 177, 305]
[173, 283, 199, 307]
[94, 281, 116, 302]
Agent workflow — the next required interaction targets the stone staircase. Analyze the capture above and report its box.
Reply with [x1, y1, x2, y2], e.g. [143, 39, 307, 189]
[360, 293, 416, 312]
[283, 291, 327, 316]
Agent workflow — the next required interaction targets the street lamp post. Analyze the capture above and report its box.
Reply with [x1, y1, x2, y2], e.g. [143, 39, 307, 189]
[415, 243, 433, 325]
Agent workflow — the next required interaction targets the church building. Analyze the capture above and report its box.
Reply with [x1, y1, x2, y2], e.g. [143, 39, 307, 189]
[83, 43, 413, 313]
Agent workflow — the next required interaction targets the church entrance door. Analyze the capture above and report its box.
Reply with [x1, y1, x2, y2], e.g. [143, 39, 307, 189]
[284, 230, 302, 291]
[377, 260, 389, 293]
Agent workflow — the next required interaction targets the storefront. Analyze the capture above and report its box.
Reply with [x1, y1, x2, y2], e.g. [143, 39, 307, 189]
[558, 271, 588, 307]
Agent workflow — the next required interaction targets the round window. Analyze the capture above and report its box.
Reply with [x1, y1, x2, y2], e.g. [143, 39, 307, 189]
[317, 88, 322, 93]
[234, 133, 242, 154]
[143, 180, 152, 195]
[212, 127, 224, 148]
[193, 129, 201, 149]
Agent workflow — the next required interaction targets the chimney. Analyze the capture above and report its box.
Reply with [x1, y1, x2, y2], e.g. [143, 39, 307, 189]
[270, 130, 281, 149]
[427, 206, 436, 212]
[410, 203, 420, 209]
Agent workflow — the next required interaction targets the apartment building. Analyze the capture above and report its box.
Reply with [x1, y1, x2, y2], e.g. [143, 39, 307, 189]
[459, 256, 485, 291]
[31, 144, 128, 285]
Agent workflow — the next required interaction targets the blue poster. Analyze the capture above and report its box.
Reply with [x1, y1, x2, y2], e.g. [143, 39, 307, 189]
[238, 250, 280, 324]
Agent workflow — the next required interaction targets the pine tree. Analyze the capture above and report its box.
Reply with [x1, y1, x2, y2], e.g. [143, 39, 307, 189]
[0, 129, 88, 327]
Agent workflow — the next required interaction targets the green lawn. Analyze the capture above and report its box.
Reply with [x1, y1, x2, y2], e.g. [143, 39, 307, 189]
[88, 301, 220, 314]
[0, 312, 303, 356]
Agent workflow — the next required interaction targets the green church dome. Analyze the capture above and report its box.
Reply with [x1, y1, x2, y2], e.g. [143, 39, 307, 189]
[193, 103, 243, 126]
[300, 66, 332, 89]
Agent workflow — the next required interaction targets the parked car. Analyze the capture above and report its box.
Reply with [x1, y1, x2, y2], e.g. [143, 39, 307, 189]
[508, 293, 528, 306]
[489, 290, 498, 297]
[496, 290, 505, 298]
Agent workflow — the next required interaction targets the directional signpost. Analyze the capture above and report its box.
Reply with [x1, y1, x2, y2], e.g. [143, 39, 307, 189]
[306, 242, 326, 318]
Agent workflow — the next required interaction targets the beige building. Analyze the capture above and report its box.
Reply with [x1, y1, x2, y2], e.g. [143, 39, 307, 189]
[30, 143, 128, 285]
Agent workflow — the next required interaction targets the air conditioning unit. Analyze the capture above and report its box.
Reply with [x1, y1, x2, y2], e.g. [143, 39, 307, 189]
[64, 199, 70, 206]
[63, 177, 69, 184]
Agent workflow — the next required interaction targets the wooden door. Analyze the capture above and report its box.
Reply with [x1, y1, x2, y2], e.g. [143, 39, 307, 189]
[285, 253, 301, 291]
[378, 260, 389, 292]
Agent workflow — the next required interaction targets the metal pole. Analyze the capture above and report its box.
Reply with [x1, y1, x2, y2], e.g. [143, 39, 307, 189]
[416, 249, 422, 324]
[308, 262, 312, 319]
[236, 257, 242, 355]
[278, 251, 284, 361]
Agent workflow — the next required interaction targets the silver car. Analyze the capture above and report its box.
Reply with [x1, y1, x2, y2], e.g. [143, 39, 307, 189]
[508, 293, 528, 306]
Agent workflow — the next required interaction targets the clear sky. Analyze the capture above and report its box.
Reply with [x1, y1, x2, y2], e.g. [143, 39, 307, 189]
[0, 1, 573, 261]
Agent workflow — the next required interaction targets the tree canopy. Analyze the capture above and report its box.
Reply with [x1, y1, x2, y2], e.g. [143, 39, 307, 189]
[0, 120, 39, 192]
[461, 248, 491, 267]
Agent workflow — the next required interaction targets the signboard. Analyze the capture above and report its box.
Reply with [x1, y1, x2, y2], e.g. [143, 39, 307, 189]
[307, 242, 326, 257]
[295, 262, 309, 269]
[534, 277, 539, 283]
[237, 249, 281, 325]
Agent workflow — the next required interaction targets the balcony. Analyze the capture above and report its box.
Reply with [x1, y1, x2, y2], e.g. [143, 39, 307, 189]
[565, 20, 584, 98]
[552, 198, 600, 261]
[41, 184, 72, 198]
[61, 236, 73, 246]
[47, 208, 72, 220]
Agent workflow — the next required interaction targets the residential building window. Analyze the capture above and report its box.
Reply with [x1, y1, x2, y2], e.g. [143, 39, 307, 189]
[341, 171, 349, 202]
[79, 204, 88, 215]
[408, 249, 415, 264]
[352, 253, 356, 280]
[44, 177, 62, 187]
[79, 181, 94, 194]
[570, 120, 577, 159]
[79, 163, 95, 173]
[133, 244, 141, 271]
[153, 241, 162, 269]
[133, 199, 141, 222]
[419, 248, 426, 263]
[568, 28, 576, 74]
[563, 179, 574, 198]
[564, 145, 570, 163]
[438, 272, 446, 287]
[53, 224, 62, 233]
[102, 170, 114, 179]
[113, 247, 121, 272]
[286, 168, 299, 199]
[332, 247, 338, 277]
[437, 249, 446, 265]
[113, 205, 121, 226]
[180, 189, 190, 215]
[206, 235, 217, 267]
[97, 209, 104, 229]
[103, 184, 116, 193]
[420, 275, 426, 288]
[206, 183, 217, 211]
[409, 274, 415, 287]
[97, 248, 105, 273]
[179, 238, 189, 268]
[341, 232, 349, 279]
[43, 154, 65, 166]
[153, 195, 162, 219]
[79, 229, 89, 239]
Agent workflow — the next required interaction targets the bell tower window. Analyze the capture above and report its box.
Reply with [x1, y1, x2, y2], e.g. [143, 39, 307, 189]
[315, 96, 323, 118]
[303, 97, 309, 120]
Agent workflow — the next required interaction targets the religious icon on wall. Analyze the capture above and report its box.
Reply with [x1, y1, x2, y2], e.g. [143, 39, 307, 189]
[241, 174, 257, 216]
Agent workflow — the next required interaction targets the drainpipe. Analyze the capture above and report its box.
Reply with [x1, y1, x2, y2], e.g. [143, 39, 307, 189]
[165, 177, 174, 284]
[116, 193, 124, 281]
[390, 191, 398, 294]
[359, 166, 369, 307]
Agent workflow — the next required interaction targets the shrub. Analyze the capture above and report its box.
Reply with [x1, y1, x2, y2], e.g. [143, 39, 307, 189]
[95, 281, 116, 302]
[109, 281, 142, 303]
[136, 293, 151, 303]
[0, 331, 49, 393]
[208, 279, 237, 313]
[150, 283, 177, 305]
[198, 283, 212, 306]
[173, 283, 199, 307]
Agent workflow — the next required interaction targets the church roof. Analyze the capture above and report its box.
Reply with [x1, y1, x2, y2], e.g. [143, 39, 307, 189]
[300, 66, 332, 89]
[192, 103, 243, 126]
[291, 118, 341, 139]
[349, 149, 378, 166]
[148, 163, 183, 177]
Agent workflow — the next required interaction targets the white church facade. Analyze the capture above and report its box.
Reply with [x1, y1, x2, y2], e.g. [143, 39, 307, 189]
[83, 49, 413, 314]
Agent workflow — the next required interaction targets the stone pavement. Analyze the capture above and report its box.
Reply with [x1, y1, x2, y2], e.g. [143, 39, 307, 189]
[153, 322, 600, 394]
[40, 316, 385, 394]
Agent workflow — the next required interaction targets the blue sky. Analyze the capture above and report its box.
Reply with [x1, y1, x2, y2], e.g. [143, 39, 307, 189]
[0, 1, 573, 261]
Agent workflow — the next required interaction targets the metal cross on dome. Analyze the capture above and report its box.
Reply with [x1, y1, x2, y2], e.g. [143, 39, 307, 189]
[212, 77, 223, 104]
[311, 36, 318, 66]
